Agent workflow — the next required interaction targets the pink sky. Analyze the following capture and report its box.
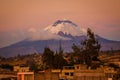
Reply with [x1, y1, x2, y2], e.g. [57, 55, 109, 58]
[0, 0, 120, 47]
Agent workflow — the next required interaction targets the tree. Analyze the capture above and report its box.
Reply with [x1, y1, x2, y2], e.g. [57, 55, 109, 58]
[71, 44, 84, 64]
[72, 43, 81, 55]
[82, 28, 101, 66]
[42, 47, 54, 69]
[26, 59, 38, 72]
[54, 53, 67, 69]
[53, 41, 67, 69]
[0, 64, 13, 71]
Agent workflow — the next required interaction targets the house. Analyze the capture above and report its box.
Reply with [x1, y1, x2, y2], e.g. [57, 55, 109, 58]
[74, 64, 117, 80]
[14, 66, 29, 72]
[73, 64, 105, 80]
[103, 66, 117, 80]
[59, 66, 74, 80]
[35, 69, 59, 80]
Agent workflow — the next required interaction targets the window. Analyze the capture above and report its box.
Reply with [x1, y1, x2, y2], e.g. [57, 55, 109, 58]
[70, 73, 74, 76]
[76, 66, 79, 69]
[65, 73, 69, 75]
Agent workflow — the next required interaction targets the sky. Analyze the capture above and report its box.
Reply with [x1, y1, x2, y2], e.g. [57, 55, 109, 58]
[0, 0, 120, 48]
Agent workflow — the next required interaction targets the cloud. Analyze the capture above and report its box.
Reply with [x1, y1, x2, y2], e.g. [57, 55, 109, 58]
[27, 28, 70, 41]
[0, 30, 27, 48]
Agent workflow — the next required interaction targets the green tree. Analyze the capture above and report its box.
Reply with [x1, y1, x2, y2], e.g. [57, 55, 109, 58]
[26, 59, 38, 72]
[42, 47, 54, 69]
[53, 42, 67, 69]
[54, 52, 67, 69]
[71, 44, 84, 64]
[82, 28, 101, 66]
[72, 43, 81, 55]
[0, 64, 13, 71]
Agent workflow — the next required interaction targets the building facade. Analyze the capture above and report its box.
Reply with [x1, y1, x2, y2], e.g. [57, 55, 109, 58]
[14, 66, 29, 72]
[17, 72, 34, 80]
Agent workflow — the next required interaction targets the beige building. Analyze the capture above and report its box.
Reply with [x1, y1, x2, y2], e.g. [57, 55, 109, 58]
[35, 69, 59, 80]
[57, 64, 117, 80]
[74, 64, 117, 80]
[58, 64, 105, 80]
[104, 66, 117, 80]
[59, 66, 74, 80]
[74, 70, 106, 80]
[14, 66, 30, 72]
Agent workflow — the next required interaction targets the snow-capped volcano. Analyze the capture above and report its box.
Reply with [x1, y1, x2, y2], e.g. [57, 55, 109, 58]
[44, 19, 85, 36]
[1, 19, 120, 57]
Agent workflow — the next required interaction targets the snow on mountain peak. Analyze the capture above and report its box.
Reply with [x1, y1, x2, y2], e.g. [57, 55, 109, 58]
[44, 19, 85, 36]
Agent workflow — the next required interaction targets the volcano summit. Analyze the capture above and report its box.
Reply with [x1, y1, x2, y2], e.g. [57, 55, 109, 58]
[0, 19, 120, 57]
[44, 19, 85, 36]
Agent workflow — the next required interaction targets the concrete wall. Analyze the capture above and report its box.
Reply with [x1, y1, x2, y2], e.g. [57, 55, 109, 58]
[74, 76, 107, 80]
[0, 74, 17, 80]
[74, 70, 107, 80]
[34, 70, 59, 80]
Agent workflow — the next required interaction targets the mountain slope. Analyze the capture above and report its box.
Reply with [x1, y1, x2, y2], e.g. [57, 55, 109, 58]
[0, 35, 120, 58]
[0, 19, 120, 57]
